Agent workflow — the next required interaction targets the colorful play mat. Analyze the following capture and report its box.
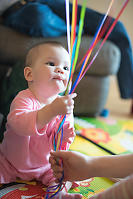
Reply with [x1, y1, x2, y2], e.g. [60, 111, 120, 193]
[0, 178, 114, 199]
[1, 116, 133, 198]
[74, 117, 133, 155]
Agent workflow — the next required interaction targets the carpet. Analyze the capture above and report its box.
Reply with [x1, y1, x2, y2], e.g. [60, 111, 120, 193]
[1, 116, 133, 198]
[74, 116, 133, 155]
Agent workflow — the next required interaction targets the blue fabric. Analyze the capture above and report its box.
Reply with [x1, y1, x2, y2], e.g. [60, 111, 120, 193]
[4, 2, 67, 37]
[3, 0, 133, 98]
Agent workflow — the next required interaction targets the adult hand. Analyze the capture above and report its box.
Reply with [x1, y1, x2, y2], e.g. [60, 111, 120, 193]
[49, 150, 93, 182]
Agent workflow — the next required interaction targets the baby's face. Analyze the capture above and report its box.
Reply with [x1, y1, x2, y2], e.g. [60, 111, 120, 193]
[31, 44, 70, 97]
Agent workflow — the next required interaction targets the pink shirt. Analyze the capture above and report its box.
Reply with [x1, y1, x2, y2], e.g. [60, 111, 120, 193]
[0, 89, 74, 184]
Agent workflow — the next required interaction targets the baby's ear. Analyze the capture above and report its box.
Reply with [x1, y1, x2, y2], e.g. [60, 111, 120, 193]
[24, 66, 33, 82]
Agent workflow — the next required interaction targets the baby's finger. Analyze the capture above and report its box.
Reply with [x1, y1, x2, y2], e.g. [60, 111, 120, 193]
[68, 131, 76, 138]
[66, 106, 74, 114]
[69, 93, 77, 99]
[63, 122, 70, 129]
[67, 138, 72, 144]
[67, 98, 74, 106]
[63, 131, 75, 139]
[64, 93, 77, 101]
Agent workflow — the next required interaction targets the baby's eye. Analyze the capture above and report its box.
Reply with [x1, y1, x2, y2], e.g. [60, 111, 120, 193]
[63, 66, 69, 71]
[46, 62, 55, 66]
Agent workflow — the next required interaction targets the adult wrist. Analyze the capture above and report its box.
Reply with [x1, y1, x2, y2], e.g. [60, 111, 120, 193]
[87, 156, 105, 178]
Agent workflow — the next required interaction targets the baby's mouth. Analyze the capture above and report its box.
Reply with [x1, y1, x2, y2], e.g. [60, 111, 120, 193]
[53, 76, 64, 81]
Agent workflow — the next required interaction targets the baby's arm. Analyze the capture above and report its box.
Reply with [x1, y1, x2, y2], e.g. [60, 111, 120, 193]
[50, 150, 133, 182]
[7, 93, 76, 136]
[36, 93, 77, 130]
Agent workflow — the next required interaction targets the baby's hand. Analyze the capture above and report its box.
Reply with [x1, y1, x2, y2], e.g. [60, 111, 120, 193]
[51, 93, 77, 116]
[62, 122, 75, 144]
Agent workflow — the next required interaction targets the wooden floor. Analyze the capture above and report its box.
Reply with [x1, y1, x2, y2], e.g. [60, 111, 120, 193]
[105, 77, 132, 119]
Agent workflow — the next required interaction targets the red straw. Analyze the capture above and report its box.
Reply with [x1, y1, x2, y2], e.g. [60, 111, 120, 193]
[72, 0, 130, 92]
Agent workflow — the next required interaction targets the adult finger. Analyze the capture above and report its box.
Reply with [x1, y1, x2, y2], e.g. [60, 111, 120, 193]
[50, 150, 69, 160]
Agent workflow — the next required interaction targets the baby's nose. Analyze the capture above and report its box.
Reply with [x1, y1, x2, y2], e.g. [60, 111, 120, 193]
[55, 66, 64, 73]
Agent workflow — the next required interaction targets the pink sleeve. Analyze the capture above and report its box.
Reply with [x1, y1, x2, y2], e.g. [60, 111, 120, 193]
[7, 97, 47, 136]
[90, 174, 133, 199]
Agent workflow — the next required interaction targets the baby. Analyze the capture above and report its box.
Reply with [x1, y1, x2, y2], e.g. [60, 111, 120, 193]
[0, 41, 82, 198]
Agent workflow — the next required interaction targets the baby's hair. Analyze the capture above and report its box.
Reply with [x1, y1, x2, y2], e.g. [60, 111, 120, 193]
[25, 41, 66, 67]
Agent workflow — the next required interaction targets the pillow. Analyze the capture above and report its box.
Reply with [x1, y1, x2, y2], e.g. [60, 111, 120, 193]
[3, 2, 67, 37]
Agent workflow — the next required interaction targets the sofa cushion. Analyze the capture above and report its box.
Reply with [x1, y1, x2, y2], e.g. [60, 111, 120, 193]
[75, 36, 121, 76]
[0, 25, 121, 76]
[73, 75, 110, 116]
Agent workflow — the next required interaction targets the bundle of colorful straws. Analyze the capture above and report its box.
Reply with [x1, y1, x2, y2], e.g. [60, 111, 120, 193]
[45, 0, 130, 198]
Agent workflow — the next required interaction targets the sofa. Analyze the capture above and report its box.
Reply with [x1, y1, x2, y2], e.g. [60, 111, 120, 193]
[0, 22, 121, 117]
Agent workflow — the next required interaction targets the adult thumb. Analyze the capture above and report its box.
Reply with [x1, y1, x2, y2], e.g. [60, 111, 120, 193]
[50, 150, 68, 159]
